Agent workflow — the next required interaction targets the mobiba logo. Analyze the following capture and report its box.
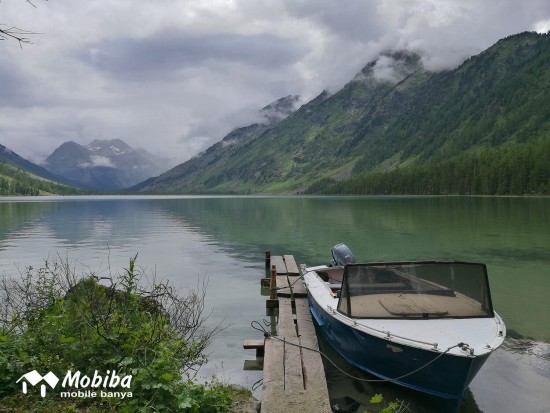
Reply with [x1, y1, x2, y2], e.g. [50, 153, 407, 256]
[17, 370, 59, 397]
[17, 370, 133, 399]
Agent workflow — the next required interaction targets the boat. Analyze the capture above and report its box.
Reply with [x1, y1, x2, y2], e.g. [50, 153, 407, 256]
[302, 243, 506, 401]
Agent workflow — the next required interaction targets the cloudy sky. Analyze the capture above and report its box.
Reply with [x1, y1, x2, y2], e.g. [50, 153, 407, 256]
[1, 0, 550, 166]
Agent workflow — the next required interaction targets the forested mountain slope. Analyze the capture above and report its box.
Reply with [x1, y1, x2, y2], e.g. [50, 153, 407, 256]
[135, 32, 550, 195]
[0, 145, 91, 196]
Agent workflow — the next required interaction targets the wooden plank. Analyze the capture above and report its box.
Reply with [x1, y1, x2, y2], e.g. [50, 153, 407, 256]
[261, 335, 330, 412]
[277, 297, 296, 337]
[294, 298, 316, 337]
[243, 339, 264, 349]
[283, 255, 300, 276]
[244, 338, 265, 357]
[276, 275, 292, 298]
[287, 275, 308, 298]
[299, 333, 329, 389]
[271, 256, 287, 275]
[299, 334, 332, 412]
[283, 336, 305, 395]
[261, 337, 284, 411]
[294, 298, 332, 412]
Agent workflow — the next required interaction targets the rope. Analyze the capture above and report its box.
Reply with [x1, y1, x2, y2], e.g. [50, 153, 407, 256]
[269, 273, 305, 292]
[251, 377, 263, 392]
[250, 320, 463, 384]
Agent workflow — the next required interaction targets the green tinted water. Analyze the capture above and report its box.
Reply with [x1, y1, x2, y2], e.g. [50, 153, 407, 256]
[1, 195, 548, 412]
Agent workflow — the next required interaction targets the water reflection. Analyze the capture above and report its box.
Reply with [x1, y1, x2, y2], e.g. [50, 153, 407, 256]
[154, 196, 550, 342]
[315, 322, 481, 413]
[0, 196, 549, 412]
[1, 196, 548, 342]
[318, 323, 550, 413]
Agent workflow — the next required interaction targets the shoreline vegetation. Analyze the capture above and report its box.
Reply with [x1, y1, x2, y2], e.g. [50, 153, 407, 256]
[305, 141, 550, 196]
[0, 254, 258, 412]
[0, 162, 94, 196]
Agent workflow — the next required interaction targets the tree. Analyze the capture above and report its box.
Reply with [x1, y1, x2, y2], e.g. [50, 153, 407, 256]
[0, 1, 44, 46]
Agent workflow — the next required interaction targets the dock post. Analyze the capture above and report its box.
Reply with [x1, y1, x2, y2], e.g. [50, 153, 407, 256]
[269, 265, 277, 300]
[265, 250, 271, 273]
[266, 264, 279, 308]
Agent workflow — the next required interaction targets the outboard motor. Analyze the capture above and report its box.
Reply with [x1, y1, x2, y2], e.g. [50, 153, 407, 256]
[331, 243, 356, 268]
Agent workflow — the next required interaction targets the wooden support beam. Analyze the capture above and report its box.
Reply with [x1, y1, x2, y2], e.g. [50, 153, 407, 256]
[269, 265, 277, 300]
[243, 339, 265, 349]
[265, 250, 271, 271]
[266, 299, 279, 309]
[243, 338, 265, 357]
[243, 359, 263, 371]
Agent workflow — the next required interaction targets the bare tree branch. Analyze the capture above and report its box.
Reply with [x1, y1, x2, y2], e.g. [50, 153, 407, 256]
[0, 25, 38, 46]
[0, 0, 46, 46]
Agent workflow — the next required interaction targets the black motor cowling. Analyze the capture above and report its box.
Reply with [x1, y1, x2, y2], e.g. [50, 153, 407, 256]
[331, 243, 356, 268]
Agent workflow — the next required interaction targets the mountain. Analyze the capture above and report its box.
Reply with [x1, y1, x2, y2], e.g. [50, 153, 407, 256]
[1, 144, 79, 185]
[0, 144, 90, 195]
[130, 95, 300, 193]
[134, 32, 550, 195]
[43, 139, 168, 191]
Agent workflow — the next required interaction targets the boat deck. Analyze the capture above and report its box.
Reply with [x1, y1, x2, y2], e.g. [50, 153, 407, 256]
[346, 292, 487, 318]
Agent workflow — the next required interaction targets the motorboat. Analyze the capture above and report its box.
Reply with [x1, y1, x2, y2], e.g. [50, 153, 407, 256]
[302, 243, 506, 400]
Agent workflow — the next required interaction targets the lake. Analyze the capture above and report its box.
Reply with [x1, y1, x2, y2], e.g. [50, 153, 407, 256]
[1, 195, 549, 412]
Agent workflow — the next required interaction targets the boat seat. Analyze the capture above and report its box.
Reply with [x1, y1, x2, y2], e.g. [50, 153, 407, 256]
[327, 283, 342, 298]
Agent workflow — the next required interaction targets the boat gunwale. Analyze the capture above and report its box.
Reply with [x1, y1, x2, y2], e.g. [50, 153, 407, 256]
[303, 265, 506, 357]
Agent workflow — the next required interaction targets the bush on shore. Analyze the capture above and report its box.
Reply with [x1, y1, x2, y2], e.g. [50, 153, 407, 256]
[0, 254, 235, 412]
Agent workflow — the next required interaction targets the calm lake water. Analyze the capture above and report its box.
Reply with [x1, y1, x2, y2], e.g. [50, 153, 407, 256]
[1, 195, 549, 412]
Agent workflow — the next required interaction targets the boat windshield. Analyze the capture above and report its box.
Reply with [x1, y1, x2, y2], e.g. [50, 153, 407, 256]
[337, 262, 494, 319]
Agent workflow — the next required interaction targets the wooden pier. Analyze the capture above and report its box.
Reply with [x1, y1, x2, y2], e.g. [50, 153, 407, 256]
[244, 253, 332, 413]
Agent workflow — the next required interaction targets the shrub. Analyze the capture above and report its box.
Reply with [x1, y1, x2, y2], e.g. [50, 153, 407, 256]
[0, 254, 232, 412]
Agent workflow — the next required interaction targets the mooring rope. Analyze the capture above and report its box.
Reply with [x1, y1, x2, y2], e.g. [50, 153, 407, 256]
[269, 273, 305, 292]
[251, 377, 263, 392]
[250, 320, 463, 384]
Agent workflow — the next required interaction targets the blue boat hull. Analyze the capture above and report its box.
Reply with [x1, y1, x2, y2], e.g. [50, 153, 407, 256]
[308, 297, 490, 400]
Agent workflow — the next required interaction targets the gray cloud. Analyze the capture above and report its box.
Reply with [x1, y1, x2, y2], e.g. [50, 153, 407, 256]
[0, 0, 549, 168]
[284, 0, 387, 42]
[78, 30, 307, 80]
[0, 54, 38, 108]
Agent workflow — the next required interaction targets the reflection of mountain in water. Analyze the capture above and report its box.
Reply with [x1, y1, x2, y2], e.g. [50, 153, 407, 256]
[2, 196, 549, 342]
[1, 196, 549, 411]
[155, 196, 550, 342]
[0, 202, 55, 251]
[155, 196, 550, 262]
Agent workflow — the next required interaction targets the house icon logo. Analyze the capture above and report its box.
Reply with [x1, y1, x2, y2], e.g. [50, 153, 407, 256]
[16, 370, 59, 397]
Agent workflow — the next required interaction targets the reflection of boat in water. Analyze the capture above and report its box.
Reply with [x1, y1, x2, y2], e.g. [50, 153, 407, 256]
[303, 244, 506, 401]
